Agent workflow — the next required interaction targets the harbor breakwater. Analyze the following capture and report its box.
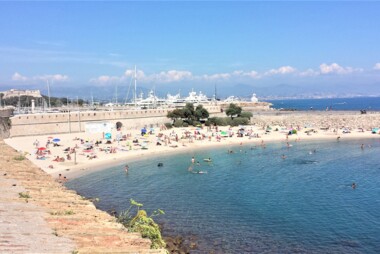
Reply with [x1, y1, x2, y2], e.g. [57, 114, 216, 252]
[8, 106, 222, 137]
[7, 103, 380, 138]
[249, 111, 380, 130]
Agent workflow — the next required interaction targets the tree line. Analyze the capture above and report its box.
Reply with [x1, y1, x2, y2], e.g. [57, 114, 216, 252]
[166, 103, 253, 127]
[0, 93, 85, 108]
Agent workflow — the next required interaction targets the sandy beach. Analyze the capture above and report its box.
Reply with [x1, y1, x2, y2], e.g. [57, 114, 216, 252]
[5, 120, 379, 180]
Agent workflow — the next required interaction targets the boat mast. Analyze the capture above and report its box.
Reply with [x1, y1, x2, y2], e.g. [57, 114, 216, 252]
[214, 83, 218, 104]
[18, 95, 21, 114]
[47, 80, 51, 109]
[134, 65, 137, 107]
[115, 84, 118, 105]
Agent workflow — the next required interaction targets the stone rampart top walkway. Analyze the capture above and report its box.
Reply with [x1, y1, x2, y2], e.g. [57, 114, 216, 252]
[0, 140, 164, 254]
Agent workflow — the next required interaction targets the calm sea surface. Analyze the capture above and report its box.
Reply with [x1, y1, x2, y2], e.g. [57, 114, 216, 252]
[66, 139, 380, 253]
[267, 97, 380, 111]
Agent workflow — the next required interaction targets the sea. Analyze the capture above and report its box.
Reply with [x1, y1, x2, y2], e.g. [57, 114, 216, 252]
[266, 97, 380, 111]
[66, 138, 380, 253]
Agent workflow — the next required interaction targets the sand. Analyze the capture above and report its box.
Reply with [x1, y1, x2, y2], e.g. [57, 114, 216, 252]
[4, 122, 379, 181]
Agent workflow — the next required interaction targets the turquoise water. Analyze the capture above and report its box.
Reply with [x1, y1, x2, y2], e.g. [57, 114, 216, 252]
[267, 97, 380, 111]
[66, 139, 380, 253]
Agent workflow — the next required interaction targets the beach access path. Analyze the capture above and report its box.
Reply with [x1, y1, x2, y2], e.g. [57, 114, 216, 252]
[0, 140, 165, 254]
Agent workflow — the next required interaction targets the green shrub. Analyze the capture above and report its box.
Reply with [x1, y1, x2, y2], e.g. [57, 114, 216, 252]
[208, 117, 229, 126]
[183, 122, 189, 127]
[185, 119, 194, 126]
[173, 119, 183, 128]
[192, 121, 201, 127]
[19, 192, 30, 199]
[164, 122, 172, 129]
[239, 111, 253, 120]
[13, 155, 25, 161]
[117, 199, 166, 249]
[230, 117, 249, 126]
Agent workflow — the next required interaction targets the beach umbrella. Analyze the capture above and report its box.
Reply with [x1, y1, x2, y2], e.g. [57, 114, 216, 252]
[104, 133, 112, 140]
[52, 138, 60, 142]
[38, 147, 46, 151]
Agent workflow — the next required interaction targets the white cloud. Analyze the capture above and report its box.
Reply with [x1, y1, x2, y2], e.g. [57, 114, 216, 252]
[124, 69, 147, 80]
[92, 69, 194, 84]
[90, 75, 122, 84]
[125, 69, 193, 83]
[36, 74, 69, 82]
[299, 68, 319, 77]
[91, 68, 264, 85]
[155, 70, 193, 82]
[89, 62, 369, 86]
[12, 72, 68, 82]
[201, 72, 231, 81]
[373, 63, 380, 70]
[241, 70, 260, 79]
[200, 70, 260, 81]
[265, 66, 296, 76]
[319, 63, 362, 74]
[12, 72, 28, 81]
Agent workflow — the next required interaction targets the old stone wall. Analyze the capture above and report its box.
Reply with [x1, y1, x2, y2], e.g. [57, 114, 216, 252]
[0, 117, 11, 139]
[250, 111, 380, 130]
[9, 106, 221, 137]
[0, 108, 14, 117]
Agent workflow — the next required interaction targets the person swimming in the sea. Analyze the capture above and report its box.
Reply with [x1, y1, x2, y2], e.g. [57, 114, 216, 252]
[193, 170, 207, 174]
[204, 157, 212, 162]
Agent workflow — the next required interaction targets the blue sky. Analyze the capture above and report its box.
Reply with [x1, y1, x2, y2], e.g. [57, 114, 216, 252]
[1, 1, 380, 97]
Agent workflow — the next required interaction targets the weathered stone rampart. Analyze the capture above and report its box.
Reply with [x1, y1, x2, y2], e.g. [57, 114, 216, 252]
[9, 106, 221, 137]
[250, 111, 380, 130]
[0, 117, 11, 139]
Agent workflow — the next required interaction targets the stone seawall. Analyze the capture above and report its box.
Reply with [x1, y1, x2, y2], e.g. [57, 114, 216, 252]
[9, 106, 222, 137]
[0, 117, 11, 139]
[250, 111, 380, 130]
[0, 108, 14, 117]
